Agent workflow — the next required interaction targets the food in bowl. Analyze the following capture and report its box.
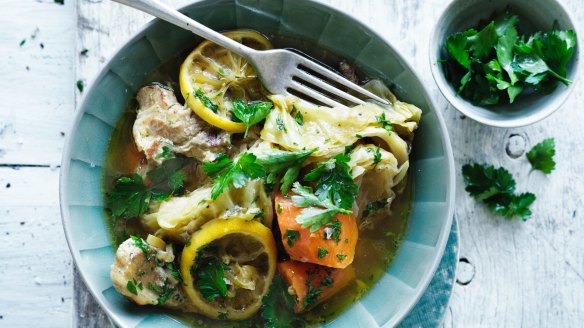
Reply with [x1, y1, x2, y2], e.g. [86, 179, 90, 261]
[103, 30, 422, 325]
[441, 10, 576, 106]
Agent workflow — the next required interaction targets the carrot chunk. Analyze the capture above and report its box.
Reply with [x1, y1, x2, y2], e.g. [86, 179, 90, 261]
[275, 194, 358, 268]
[278, 261, 355, 312]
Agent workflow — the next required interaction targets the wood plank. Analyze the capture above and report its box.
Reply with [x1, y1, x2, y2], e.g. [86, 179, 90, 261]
[0, 0, 75, 166]
[0, 167, 72, 328]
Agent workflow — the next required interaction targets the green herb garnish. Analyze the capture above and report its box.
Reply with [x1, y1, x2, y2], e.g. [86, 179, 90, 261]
[256, 149, 316, 193]
[194, 89, 219, 112]
[196, 262, 228, 302]
[317, 247, 329, 259]
[261, 275, 303, 328]
[526, 138, 556, 174]
[202, 153, 266, 199]
[276, 115, 287, 132]
[336, 254, 347, 261]
[232, 99, 272, 137]
[462, 163, 536, 220]
[76, 80, 84, 93]
[285, 229, 300, 248]
[362, 199, 389, 219]
[105, 155, 191, 219]
[295, 111, 304, 126]
[290, 183, 352, 232]
[304, 153, 358, 210]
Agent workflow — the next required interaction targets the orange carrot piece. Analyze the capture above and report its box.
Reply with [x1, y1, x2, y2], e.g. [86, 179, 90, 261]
[278, 261, 355, 312]
[275, 194, 358, 269]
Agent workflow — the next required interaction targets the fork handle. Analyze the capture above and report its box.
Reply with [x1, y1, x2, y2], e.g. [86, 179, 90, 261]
[112, 0, 255, 59]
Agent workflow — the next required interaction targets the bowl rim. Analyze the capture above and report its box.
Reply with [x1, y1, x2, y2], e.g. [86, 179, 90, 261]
[428, 0, 581, 128]
[60, 0, 456, 326]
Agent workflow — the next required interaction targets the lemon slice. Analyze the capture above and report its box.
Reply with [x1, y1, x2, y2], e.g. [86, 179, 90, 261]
[179, 30, 273, 133]
[180, 217, 277, 320]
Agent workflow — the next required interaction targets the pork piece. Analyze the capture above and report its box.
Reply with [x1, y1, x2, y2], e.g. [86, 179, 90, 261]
[133, 84, 231, 165]
[110, 237, 196, 312]
[338, 60, 359, 85]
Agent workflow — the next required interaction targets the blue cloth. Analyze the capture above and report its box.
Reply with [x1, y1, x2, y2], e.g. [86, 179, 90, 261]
[398, 218, 458, 328]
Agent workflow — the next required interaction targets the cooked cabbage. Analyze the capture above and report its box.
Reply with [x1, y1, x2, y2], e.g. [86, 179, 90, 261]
[142, 180, 273, 242]
[260, 91, 421, 164]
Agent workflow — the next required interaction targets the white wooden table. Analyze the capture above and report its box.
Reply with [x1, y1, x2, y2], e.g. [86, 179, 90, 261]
[1, 0, 583, 327]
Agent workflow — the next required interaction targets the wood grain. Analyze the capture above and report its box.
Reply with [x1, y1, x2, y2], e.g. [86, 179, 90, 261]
[2, 0, 583, 327]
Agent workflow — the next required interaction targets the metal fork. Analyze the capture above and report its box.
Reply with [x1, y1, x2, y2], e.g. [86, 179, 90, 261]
[112, 0, 389, 107]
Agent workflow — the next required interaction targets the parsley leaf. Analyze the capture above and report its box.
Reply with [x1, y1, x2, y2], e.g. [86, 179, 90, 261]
[232, 99, 273, 137]
[336, 254, 347, 261]
[285, 229, 300, 247]
[105, 155, 191, 219]
[304, 153, 358, 210]
[256, 149, 316, 193]
[130, 236, 155, 261]
[203, 153, 266, 199]
[290, 183, 352, 232]
[191, 245, 229, 302]
[368, 147, 382, 168]
[462, 163, 536, 220]
[106, 174, 151, 219]
[194, 89, 218, 113]
[317, 247, 328, 258]
[442, 11, 576, 105]
[261, 275, 303, 328]
[526, 138, 556, 174]
[323, 221, 341, 243]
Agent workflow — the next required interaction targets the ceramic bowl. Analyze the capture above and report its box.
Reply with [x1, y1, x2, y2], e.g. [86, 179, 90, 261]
[60, 0, 455, 326]
[429, 0, 580, 128]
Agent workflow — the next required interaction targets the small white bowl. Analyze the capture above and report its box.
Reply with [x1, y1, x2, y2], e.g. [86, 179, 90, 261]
[430, 0, 580, 128]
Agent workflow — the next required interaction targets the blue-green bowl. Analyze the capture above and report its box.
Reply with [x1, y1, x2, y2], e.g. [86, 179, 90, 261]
[60, 0, 455, 327]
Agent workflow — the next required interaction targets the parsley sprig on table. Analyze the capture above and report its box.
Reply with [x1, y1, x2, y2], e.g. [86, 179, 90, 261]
[232, 99, 273, 137]
[462, 164, 536, 220]
[202, 153, 266, 200]
[443, 11, 576, 105]
[105, 151, 191, 219]
[526, 138, 556, 174]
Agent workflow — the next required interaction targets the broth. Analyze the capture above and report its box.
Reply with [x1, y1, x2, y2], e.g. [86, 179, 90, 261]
[102, 33, 413, 327]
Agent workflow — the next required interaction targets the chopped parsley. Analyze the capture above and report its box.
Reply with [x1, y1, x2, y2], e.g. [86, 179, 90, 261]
[148, 281, 176, 305]
[317, 247, 329, 258]
[376, 113, 393, 133]
[336, 254, 347, 261]
[295, 111, 304, 126]
[290, 183, 352, 232]
[154, 146, 173, 160]
[217, 312, 228, 320]
[323, 221, 342, 243]
[130, 235, 155, 261]
[276, 115, 287, 132]
[462, 163, 536, 220]
[202, 153, 266, 199]
[194, 89, 218, 113]
[232, 99, 273, 137]
[80, 48, 89, 56]
[368, 147, 382, 168]
[76, 80, 84, 93]
[126, 279, 141, 295]
[362, 199, 389, 219]
[19, 39, 26, 47]
[256, 149, 316, 193]
[526, 138, 556, 174]
[285, 229, 300, 248]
